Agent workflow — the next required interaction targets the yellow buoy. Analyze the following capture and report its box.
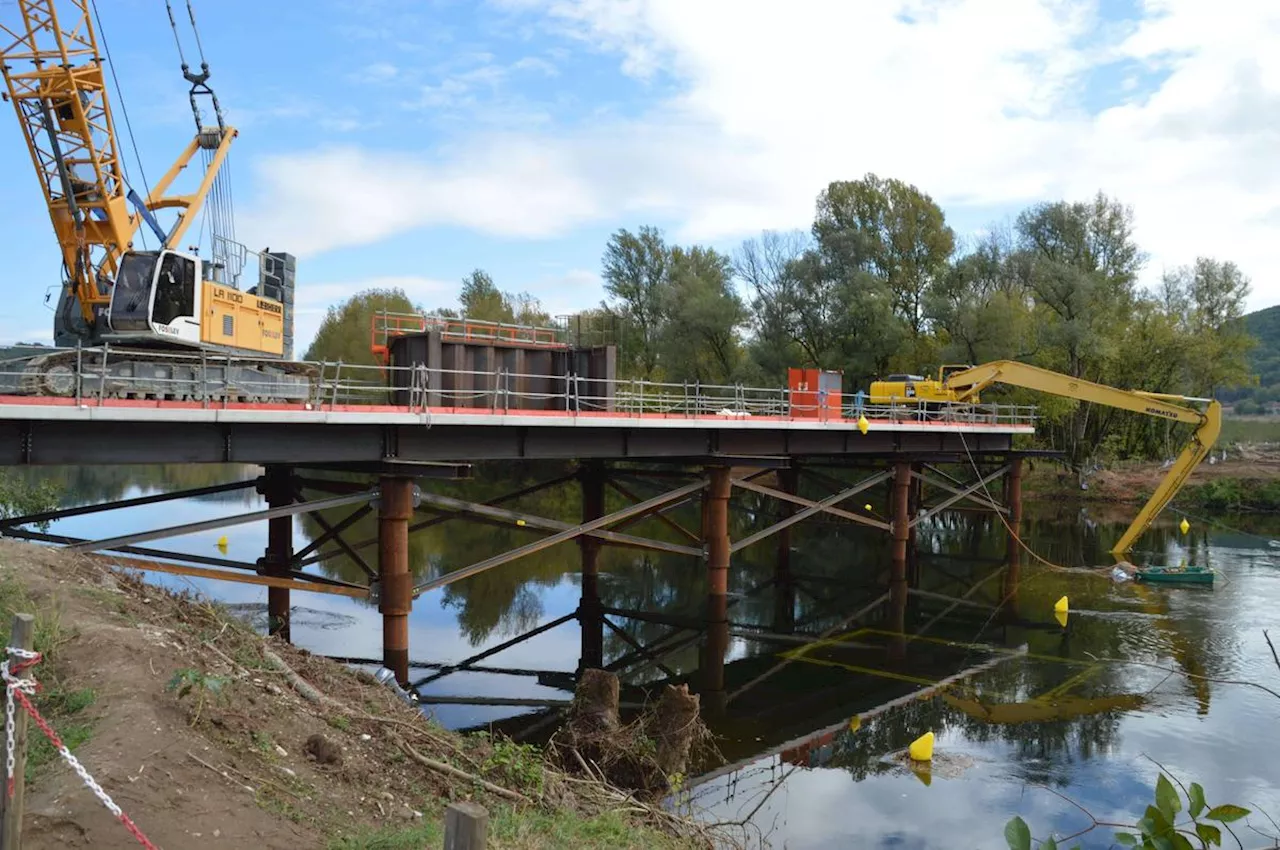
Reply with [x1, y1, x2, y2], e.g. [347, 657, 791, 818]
[857, 415, 870, 435]
[864, 504, 874, 512]
[1180, 517, 1190, 535]
[1054, 596, 1069, 614]
[848, 715, 861, 733]
[516, 519, 526, 527]
[908, 731, 934, 762]
[215, 535, 228, 553]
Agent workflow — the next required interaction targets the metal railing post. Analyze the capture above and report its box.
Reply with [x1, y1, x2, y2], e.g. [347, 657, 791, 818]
[97, 343, 110, 405]
[74, 342, 82, 404]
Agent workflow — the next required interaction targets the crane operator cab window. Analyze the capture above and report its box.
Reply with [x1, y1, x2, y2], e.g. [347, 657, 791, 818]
[152, 252, 196, 326]
[108, 252, 161, 332]
[108, 250, 197, 337]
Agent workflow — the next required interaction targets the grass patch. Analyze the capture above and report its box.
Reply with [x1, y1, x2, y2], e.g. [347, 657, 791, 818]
[0, 572, 95, 783]
[1182, 478, 1280, 511]
[328, 819, 444, 850]
[1220, 416, 1280, 444]
[327, 805, 690, 850]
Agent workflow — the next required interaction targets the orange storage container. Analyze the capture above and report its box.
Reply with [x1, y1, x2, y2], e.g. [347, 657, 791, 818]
[788, 368, 842, 419]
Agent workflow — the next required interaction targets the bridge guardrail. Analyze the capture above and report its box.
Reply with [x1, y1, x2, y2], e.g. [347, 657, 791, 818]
[0, 345, 1039, 427]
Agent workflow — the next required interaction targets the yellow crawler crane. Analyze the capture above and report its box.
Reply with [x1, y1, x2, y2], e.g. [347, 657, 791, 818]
[942, 361, 1221, 561]
[0, 1, 311, 400]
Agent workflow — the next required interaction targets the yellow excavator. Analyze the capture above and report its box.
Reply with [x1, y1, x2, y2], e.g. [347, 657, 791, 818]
[940, 361, 1221, 562]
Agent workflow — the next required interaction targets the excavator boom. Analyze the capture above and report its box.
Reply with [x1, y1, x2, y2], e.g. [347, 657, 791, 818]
[943, 360, 1221, 561]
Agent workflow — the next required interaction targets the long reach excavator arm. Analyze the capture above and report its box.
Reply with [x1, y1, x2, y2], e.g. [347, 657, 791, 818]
[942, 360, 1222, 561]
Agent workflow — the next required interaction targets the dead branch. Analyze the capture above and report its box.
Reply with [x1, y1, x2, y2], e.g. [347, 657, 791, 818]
[388, 731, 531, 805]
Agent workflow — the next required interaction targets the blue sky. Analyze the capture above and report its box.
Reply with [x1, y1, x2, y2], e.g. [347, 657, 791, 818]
[2, 0, 1278, 349]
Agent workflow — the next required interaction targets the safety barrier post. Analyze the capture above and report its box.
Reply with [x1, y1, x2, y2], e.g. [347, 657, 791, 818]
[0, 613, 33, 850]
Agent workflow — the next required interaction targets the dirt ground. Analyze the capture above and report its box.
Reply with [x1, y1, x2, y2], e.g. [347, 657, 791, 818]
[1025, 445, 1280, 505]
[0, 540, 702, 850]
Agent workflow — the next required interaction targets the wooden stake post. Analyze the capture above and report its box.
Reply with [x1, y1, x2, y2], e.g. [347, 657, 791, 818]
[444, 801, 489, 849]
[0, 613, 35, 850]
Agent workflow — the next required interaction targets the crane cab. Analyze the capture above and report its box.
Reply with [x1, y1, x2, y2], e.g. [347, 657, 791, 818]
[106, 249, 285, 356]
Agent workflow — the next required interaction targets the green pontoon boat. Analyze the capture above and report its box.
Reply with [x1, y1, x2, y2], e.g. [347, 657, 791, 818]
[1134, 565, 1215, 586]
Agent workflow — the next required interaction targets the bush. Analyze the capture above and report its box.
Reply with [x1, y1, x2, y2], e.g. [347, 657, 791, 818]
[0, 471, 61, 529]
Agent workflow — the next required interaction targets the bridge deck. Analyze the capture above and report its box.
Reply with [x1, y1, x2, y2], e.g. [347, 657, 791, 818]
[0, 395, 1034, 466]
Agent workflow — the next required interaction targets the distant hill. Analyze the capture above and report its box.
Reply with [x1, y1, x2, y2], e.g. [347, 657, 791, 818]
[1227, 305, 1280, 411]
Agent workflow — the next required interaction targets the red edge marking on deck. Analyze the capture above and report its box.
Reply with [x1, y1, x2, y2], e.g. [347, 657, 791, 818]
[0, 394, 1030, 429]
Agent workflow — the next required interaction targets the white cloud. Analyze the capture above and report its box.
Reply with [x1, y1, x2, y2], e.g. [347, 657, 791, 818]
[355, 61, 399, 83]
[245, 0, 1280, 308]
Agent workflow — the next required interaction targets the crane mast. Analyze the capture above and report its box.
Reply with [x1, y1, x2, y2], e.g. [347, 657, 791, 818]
[0, 0, 236, 343]
[1, 0, 131, 335]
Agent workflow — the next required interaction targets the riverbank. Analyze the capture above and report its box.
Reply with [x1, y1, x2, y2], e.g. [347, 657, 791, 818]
[1023, 446, 1280, 511]
[0, 539, 712, 849]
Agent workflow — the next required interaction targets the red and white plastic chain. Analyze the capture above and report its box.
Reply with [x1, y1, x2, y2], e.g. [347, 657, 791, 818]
[2, 646, 158, 850]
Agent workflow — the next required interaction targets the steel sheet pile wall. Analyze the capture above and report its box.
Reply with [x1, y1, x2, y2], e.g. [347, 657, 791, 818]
[388, 330, 616, 411]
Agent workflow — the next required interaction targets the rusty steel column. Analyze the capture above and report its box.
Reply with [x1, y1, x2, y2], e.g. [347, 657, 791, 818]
[1002, 458, 1024, 612]
[701, 465, 732, 716]
[578, 462, 606, 671]
[890, 462, 912, 581]
[774, 467, 798, 633]
[703, 466, 732, 597]
[907, 464, 922, 588]
[259, 466, 294, 642]
[888, 462, 913, 662]
[701, 592, 729, 718]
[378, 476, 416, 685]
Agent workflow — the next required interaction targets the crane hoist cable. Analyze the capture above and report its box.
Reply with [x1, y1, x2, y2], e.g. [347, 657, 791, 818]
[165, 0, 239, 281]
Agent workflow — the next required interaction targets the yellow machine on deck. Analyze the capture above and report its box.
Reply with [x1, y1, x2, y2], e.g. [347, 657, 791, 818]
[0, 0, 289, 357]
[939, 360, 1221, 562]
[869, 365, 979, 405]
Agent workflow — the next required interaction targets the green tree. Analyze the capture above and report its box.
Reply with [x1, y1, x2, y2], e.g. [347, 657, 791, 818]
[459, 269, 511, 323]
[457, 270, 552, 327]
[734, 230, 808, 382]
[928, 229, 1036, 365]
[305, 288, 417, 366]
[813, 174, 956, 341]
[1015, 192, 1143, 381]
[601, 226, 670, 379]
[1160, 258, 1255, 396]
[658, 245, 747, 384]
[1010, 193, 1145, 467]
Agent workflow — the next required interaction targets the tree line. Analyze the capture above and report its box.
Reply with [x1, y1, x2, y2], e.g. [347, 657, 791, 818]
[306, 173, 1257, 468]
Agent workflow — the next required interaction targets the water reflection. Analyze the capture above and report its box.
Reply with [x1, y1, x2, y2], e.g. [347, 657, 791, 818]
[20, 463, 1280, 848]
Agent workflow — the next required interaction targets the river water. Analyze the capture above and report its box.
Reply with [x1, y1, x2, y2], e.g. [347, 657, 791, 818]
[15, 463, 1280, 848]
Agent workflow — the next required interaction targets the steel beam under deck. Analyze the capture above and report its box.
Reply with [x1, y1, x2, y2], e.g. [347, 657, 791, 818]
[0, 418, 1019, 465]
[730, 471, 894, 555]
[411, 479, 708, 597]
[0, 478, 262, 529]
[910, 465, 1010, 527]
[64, 491, 379, 554]
[292, 472, 581, 569]
[913, 466, 1009, 515]
[414, 491, 702, 558]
